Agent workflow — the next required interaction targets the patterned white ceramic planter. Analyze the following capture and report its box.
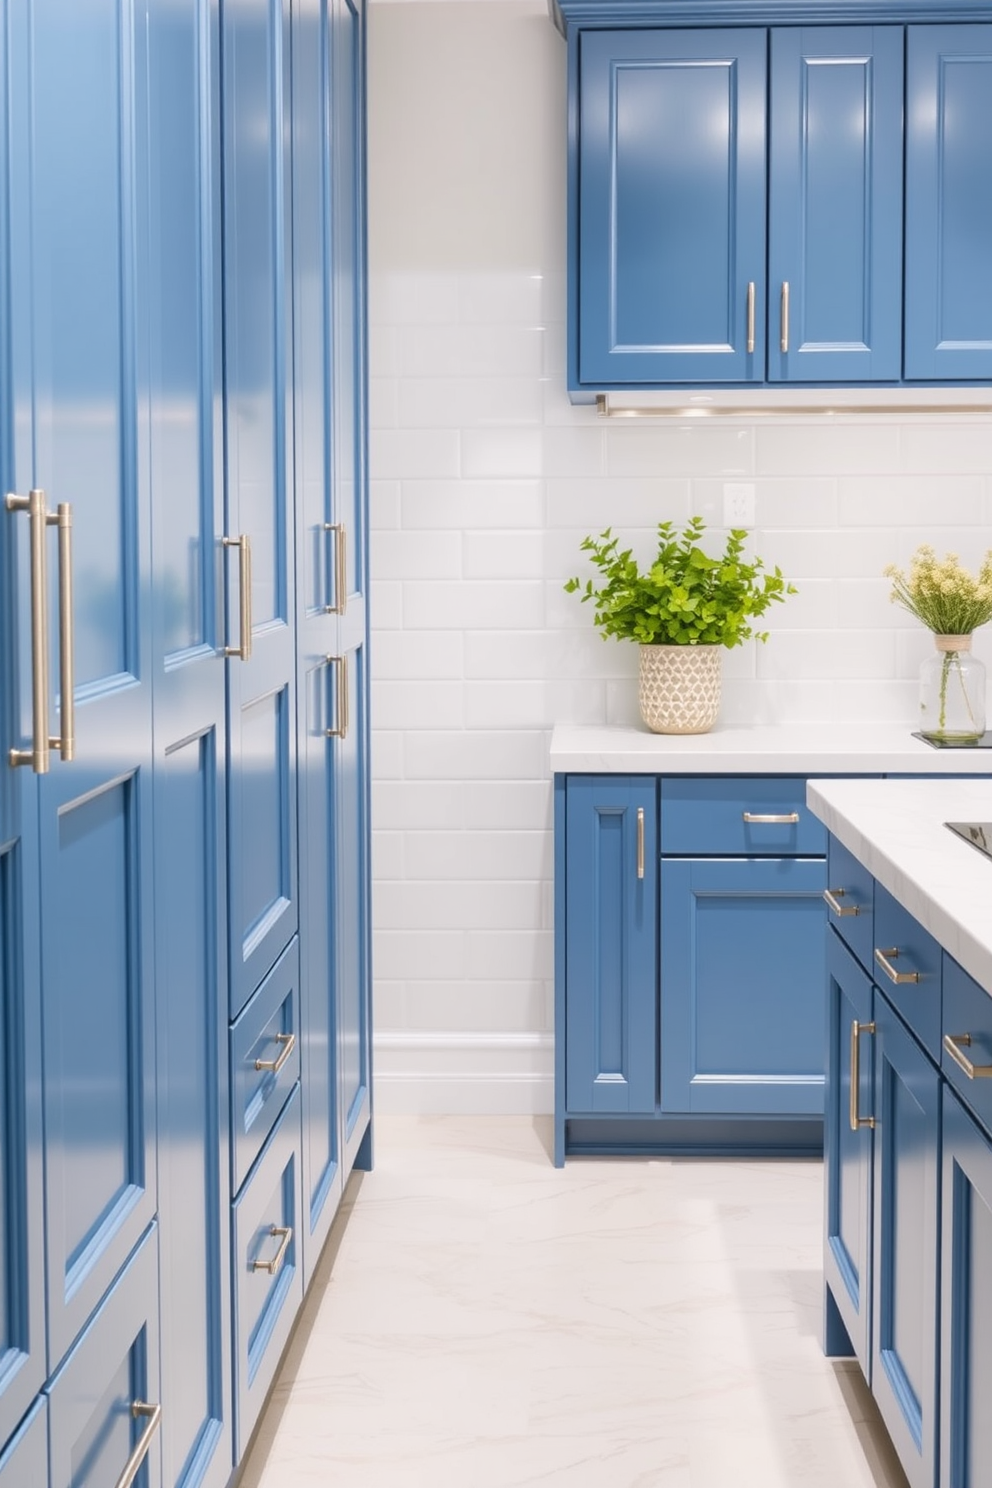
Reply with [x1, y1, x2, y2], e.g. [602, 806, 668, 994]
[638, 643, 722, 734]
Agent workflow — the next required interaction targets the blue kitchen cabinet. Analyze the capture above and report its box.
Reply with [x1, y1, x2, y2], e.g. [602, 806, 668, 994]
[823, 931, 875, 1377]
[577, 28, 768, 385]
[0, 1400, 47, 1487]
[767, 27, 904, 383]
[871, 990, 941, 1488]
[562, 777, 658, 1124]
[660, 856, 827, 1115]
[294, 0, 372, 1289]
[905, 25, 992, 382]
[222, 0, 300, 1021]
[940, 1086, 992, 1488]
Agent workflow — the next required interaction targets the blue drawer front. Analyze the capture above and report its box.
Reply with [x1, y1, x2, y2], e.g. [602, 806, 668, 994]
[232, 1082, 303, 1458]
[231, 939, 301, 1195]
[661, 776, 827, 856]
[873, 885, 942, 1061]
[942, 954, 992, 1140]
[47, 1223, 161, 1488]
[0, 1397, 47, 1486]
[825, 834, 875, 973]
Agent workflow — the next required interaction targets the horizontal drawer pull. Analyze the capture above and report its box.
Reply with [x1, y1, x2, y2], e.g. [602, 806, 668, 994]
[742, 811, 800, 824]
[115, 1401, 162, 1488]
[254, 1031, 295, 1074]
[944, 1032, 992, 1081]
[251, 1224, 293, 1276]
[824, 887, 860, 918]
[874, 947, 921, 985]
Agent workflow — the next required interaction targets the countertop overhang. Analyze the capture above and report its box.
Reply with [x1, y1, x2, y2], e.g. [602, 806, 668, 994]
[807, 775, 992, 996]
[550, 723, 992, 776]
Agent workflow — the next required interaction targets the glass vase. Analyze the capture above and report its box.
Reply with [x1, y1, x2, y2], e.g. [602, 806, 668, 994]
[919, 634, 986, 744]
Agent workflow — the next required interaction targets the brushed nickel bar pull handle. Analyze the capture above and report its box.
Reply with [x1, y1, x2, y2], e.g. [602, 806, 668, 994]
[223, 534, 252, 660]
[824, 888, 860, 918]
[6, 489, 51, 773]
[746, 281, 755, 354]
[324, 522, 347, 615]
[251, 1224, 292, 1276]
[325, 655, 349, 740]
[51, 502, 75, 761]
[850, 1020, 876, 1131]
[943, 1033, 992, 1081]
[254, 1031, 295, 1074]
[742, 812, 800, 825]
[636, 807, 645, 880]
[780, 281, 790, 353]
[874, 947, 921, 986]
[114, 1401, 162, 1488]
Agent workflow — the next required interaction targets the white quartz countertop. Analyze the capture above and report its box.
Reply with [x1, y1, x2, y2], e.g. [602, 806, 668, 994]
[807, 776, 992, 995]
[550, 723, 992, 775]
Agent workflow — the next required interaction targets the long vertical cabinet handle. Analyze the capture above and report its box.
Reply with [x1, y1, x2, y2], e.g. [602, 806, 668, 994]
[324, 522, 347, 615]
[849, 1020, 876, 1132]
[746, 281, 755, 354]
[223, 534, 252, 660]
[780, 281, 790, 353]
[6, 488, 51, 772]
[52, 502, 75, 760]
[636, 807, 645, 880]
[325, 654, 349, 740]
[113, 1401, 162, 1488]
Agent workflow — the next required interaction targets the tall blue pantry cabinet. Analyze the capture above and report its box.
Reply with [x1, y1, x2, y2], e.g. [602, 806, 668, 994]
[0, 1, 372, 1485]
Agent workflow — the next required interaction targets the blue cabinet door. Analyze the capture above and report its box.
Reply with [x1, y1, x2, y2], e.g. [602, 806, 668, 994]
[564, 777, 657, 1114]
[905, 25, 992, 381]
[222, 0, 299, 1019]
[941, 1086, 992, 1488]
[0, 1398, 47, 1487]
[577, 28, 767, 385]
[871, 991, 941, 1488]
[5, 0, 158, 1372]
[768, 27, 903, 383]
[660, 856, 827, 1114]
[823, 930, 874, 1376]
[141, 2, 234, 1483]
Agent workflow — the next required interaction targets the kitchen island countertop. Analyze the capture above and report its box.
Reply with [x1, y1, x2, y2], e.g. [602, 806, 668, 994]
[807, 775, 992, 996]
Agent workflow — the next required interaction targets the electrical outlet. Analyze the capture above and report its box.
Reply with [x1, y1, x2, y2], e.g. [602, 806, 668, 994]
[723, 482, 756, 527]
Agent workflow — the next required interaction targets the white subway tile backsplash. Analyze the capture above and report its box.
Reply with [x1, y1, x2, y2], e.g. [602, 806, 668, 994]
[463, 530, 545, 580]
[547, 477, 691, 531]
[374, 930, 467, 982]
[372, 630, 464, 681]
[463, 681, 551, 730]
[457, 324, 545, 378]
[756, 629, 897, 680]
[543, 425, 607, 478]
[900, 419, 992, 474]
[372, 427, 461, 480]
[370, 579, 404, 631]
[400, 479, 546, 530]
[369, 479, 402, 531]
[404, 830, 549, 882]
[372, 530, 462, 581]
[373, 781, 465, 832]
[375, 879, 545, 932]
[838, 474, 985, 528]
[461, 782, 552, 831]
[400, 982, 550, 1036]
[372, 680, 465, 731]
[461, 426, 544, 479]
[368, 376, 399, 430]
[457, 579, 546, 629]
[457, 271, 545, 326]
[402, 729, 549, 782]
[398, 375, 544, 430]
[607, 423, 755, 479]
[756, 421, 901, 476]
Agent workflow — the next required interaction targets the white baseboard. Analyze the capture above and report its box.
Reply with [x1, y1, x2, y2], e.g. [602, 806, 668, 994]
[372, 1031, 554, 1114]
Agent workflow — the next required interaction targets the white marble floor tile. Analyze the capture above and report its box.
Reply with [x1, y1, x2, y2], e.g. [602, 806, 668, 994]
[238, 1116, 908, 1488]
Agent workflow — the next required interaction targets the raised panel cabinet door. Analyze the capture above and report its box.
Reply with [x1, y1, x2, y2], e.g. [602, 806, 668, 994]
[564, 777, 657, 1114]
[47, 1223, 161, 1488]
[905, 24, 992, 381]
[871, 993, 941, 1488]
[768, 27, 904, 383]
[659, 856, 827, 1115]
[5, 0, 158, 1371]
[222, 0, 299, 1018]
[0, 1398, 47, 1487]
[139, 0, 234, 1483]
[823, 930, 874, 1376]
[941, 1087, 992, 1488]
[577, 28, 767, 386]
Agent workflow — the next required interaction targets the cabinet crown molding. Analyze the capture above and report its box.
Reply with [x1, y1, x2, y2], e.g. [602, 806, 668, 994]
[551, 0, 992, 37]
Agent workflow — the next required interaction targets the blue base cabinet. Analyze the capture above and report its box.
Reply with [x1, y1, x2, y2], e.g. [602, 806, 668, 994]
[556, 772, 829, 1164]
[0, 0, 371, 1483]
[822, 831, 992, 1488]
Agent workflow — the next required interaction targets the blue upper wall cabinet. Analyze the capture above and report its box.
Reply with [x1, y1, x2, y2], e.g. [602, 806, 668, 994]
[904, 24, 992, 381]
[578, 28, 768, 384]
[561, 3, 992, 391]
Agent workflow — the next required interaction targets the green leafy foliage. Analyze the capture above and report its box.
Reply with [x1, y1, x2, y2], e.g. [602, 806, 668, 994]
[564, 516, 796, 647]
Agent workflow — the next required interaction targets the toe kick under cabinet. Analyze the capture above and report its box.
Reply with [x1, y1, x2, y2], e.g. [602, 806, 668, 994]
[555, 771, 831, 1165]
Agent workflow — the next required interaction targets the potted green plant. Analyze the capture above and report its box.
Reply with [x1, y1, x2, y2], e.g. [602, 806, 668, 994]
[884, 545, 992, 743]
[565, 516, 796, 733]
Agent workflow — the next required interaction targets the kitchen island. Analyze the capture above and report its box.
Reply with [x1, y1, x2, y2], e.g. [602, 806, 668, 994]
[807, 774, 992, 1488]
